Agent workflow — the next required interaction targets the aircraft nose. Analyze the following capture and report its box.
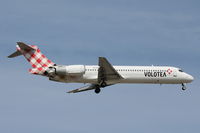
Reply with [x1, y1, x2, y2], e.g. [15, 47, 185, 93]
[187, 74, 194, 82]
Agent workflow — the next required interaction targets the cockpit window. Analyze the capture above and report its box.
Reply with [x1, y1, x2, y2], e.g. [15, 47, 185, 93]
[179, 69, 183, 72]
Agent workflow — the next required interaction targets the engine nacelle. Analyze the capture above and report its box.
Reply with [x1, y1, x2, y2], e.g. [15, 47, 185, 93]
[55, 65, 85, 76]
[45, 65, 86, 77]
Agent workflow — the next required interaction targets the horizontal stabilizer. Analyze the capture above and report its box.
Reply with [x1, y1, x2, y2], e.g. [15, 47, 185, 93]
[7, 42, 35, 58]
[17, 42, 35, 51]
[8, 50, 22, 58]
[8, 42, 55, 70]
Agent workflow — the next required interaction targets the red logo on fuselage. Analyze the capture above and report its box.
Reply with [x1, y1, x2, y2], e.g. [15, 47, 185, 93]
[167, 69, 173, 74]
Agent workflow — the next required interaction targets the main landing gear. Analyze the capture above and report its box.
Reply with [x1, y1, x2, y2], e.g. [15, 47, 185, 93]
[100, 82, 107, 88]
[95, 87, 101, 94]
[182, 83, 187, 90]
[94, 81, 107, 94]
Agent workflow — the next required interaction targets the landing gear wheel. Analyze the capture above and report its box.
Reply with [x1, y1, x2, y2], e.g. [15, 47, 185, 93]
[95, 88, 101, 94]
[182, 83, 186, 90]
[182, 86, 186, 90]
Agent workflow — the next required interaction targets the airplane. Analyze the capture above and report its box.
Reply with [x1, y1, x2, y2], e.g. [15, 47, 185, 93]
[8, 42, 194, 94]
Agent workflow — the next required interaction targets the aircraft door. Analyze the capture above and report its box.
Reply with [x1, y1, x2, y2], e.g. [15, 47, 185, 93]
[173, 69, 177, 78]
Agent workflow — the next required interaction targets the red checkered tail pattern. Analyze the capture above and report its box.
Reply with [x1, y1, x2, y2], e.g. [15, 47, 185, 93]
[8, 42, 55, 75]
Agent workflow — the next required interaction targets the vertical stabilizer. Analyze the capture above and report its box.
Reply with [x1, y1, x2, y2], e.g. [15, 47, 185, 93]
[8, 42, 55, 75]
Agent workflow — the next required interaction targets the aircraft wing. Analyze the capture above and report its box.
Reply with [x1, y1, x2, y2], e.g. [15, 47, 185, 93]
[67, 84, 97, 93]
[68, 57, 122, 93]
[98, 57, 123, 84]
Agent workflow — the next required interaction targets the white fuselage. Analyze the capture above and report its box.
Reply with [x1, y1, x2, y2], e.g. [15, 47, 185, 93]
[50, 65, 194, 85]
[9, 43, 194, 93]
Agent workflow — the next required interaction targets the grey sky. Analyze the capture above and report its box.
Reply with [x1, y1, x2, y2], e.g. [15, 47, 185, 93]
[0, 0, 200, 133]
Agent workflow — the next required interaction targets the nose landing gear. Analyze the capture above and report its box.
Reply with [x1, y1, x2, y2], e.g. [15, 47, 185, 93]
[182, 83, 187, 90]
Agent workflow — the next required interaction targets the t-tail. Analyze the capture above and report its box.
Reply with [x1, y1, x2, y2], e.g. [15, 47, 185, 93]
[8, 42, 55, 75]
